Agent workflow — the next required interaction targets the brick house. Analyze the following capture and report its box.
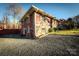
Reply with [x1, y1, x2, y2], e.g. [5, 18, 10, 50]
[20, 5, 57, 38]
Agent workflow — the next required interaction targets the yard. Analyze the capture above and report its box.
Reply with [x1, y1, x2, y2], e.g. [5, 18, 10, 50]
[0, 34, 78, 56]
[49, 29, 79, 35]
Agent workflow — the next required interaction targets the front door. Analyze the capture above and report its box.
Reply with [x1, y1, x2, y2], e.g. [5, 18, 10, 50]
[22, 28, 26, 35]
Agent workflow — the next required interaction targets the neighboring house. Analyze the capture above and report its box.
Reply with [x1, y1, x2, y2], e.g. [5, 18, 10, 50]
[20, 5, 57, 38]
[72, 15, 79, 28]
[72, 15, 79, 23]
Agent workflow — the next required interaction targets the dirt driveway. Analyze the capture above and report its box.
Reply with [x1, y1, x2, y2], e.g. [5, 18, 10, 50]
[0, 34, 79, 56]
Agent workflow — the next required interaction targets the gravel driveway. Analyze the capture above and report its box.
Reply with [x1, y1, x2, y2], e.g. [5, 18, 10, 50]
[0, 34, 79, 56]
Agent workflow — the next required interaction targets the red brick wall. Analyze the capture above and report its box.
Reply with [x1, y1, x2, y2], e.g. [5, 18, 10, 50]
[21, 12, 35, 38]
[35, 13, 40, 24]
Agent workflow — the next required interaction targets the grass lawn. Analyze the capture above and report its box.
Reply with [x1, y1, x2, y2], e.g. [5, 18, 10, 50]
[49, 29, 79, 35]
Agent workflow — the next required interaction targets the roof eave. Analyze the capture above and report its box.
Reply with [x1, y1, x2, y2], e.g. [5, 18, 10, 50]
[21, 5, 55, 21]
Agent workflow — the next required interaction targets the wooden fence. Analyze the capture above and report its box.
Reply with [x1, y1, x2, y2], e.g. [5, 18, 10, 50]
[0, 29, 21, 35]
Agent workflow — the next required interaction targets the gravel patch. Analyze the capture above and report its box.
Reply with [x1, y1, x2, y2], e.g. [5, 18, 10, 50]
[0, 35, 78, 56]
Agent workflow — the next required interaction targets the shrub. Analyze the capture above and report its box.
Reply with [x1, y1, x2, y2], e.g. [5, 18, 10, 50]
[53, 27, 58, 32]
[58, 24, 68, 30]
[48, 28, 53, 32]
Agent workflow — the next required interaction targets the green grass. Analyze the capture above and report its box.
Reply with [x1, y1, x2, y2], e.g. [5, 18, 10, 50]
[49, 29, 79, 35]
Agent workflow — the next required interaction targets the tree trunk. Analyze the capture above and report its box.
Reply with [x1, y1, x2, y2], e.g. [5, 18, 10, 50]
[13, 16, 16, 29]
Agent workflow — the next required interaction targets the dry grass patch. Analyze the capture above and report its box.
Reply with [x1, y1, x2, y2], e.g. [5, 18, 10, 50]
[49, 29, 79, 35]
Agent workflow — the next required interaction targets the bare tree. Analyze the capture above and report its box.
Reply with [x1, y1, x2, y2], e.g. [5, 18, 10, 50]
[2, 15, 10, 29]
[6, 4, 24, 29]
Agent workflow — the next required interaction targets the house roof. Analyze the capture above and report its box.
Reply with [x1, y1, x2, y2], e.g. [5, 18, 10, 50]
[21, 5, 55, 21]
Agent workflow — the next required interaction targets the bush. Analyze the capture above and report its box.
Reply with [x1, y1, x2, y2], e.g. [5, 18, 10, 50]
[48, 28, 53, 32]
[53, 27, 58, 32]
[58, 24, 68, 30]
[48, 27, 58, 32]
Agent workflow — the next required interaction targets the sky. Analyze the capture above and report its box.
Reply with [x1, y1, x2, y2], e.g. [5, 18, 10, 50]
[0, 3, 79, 21]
